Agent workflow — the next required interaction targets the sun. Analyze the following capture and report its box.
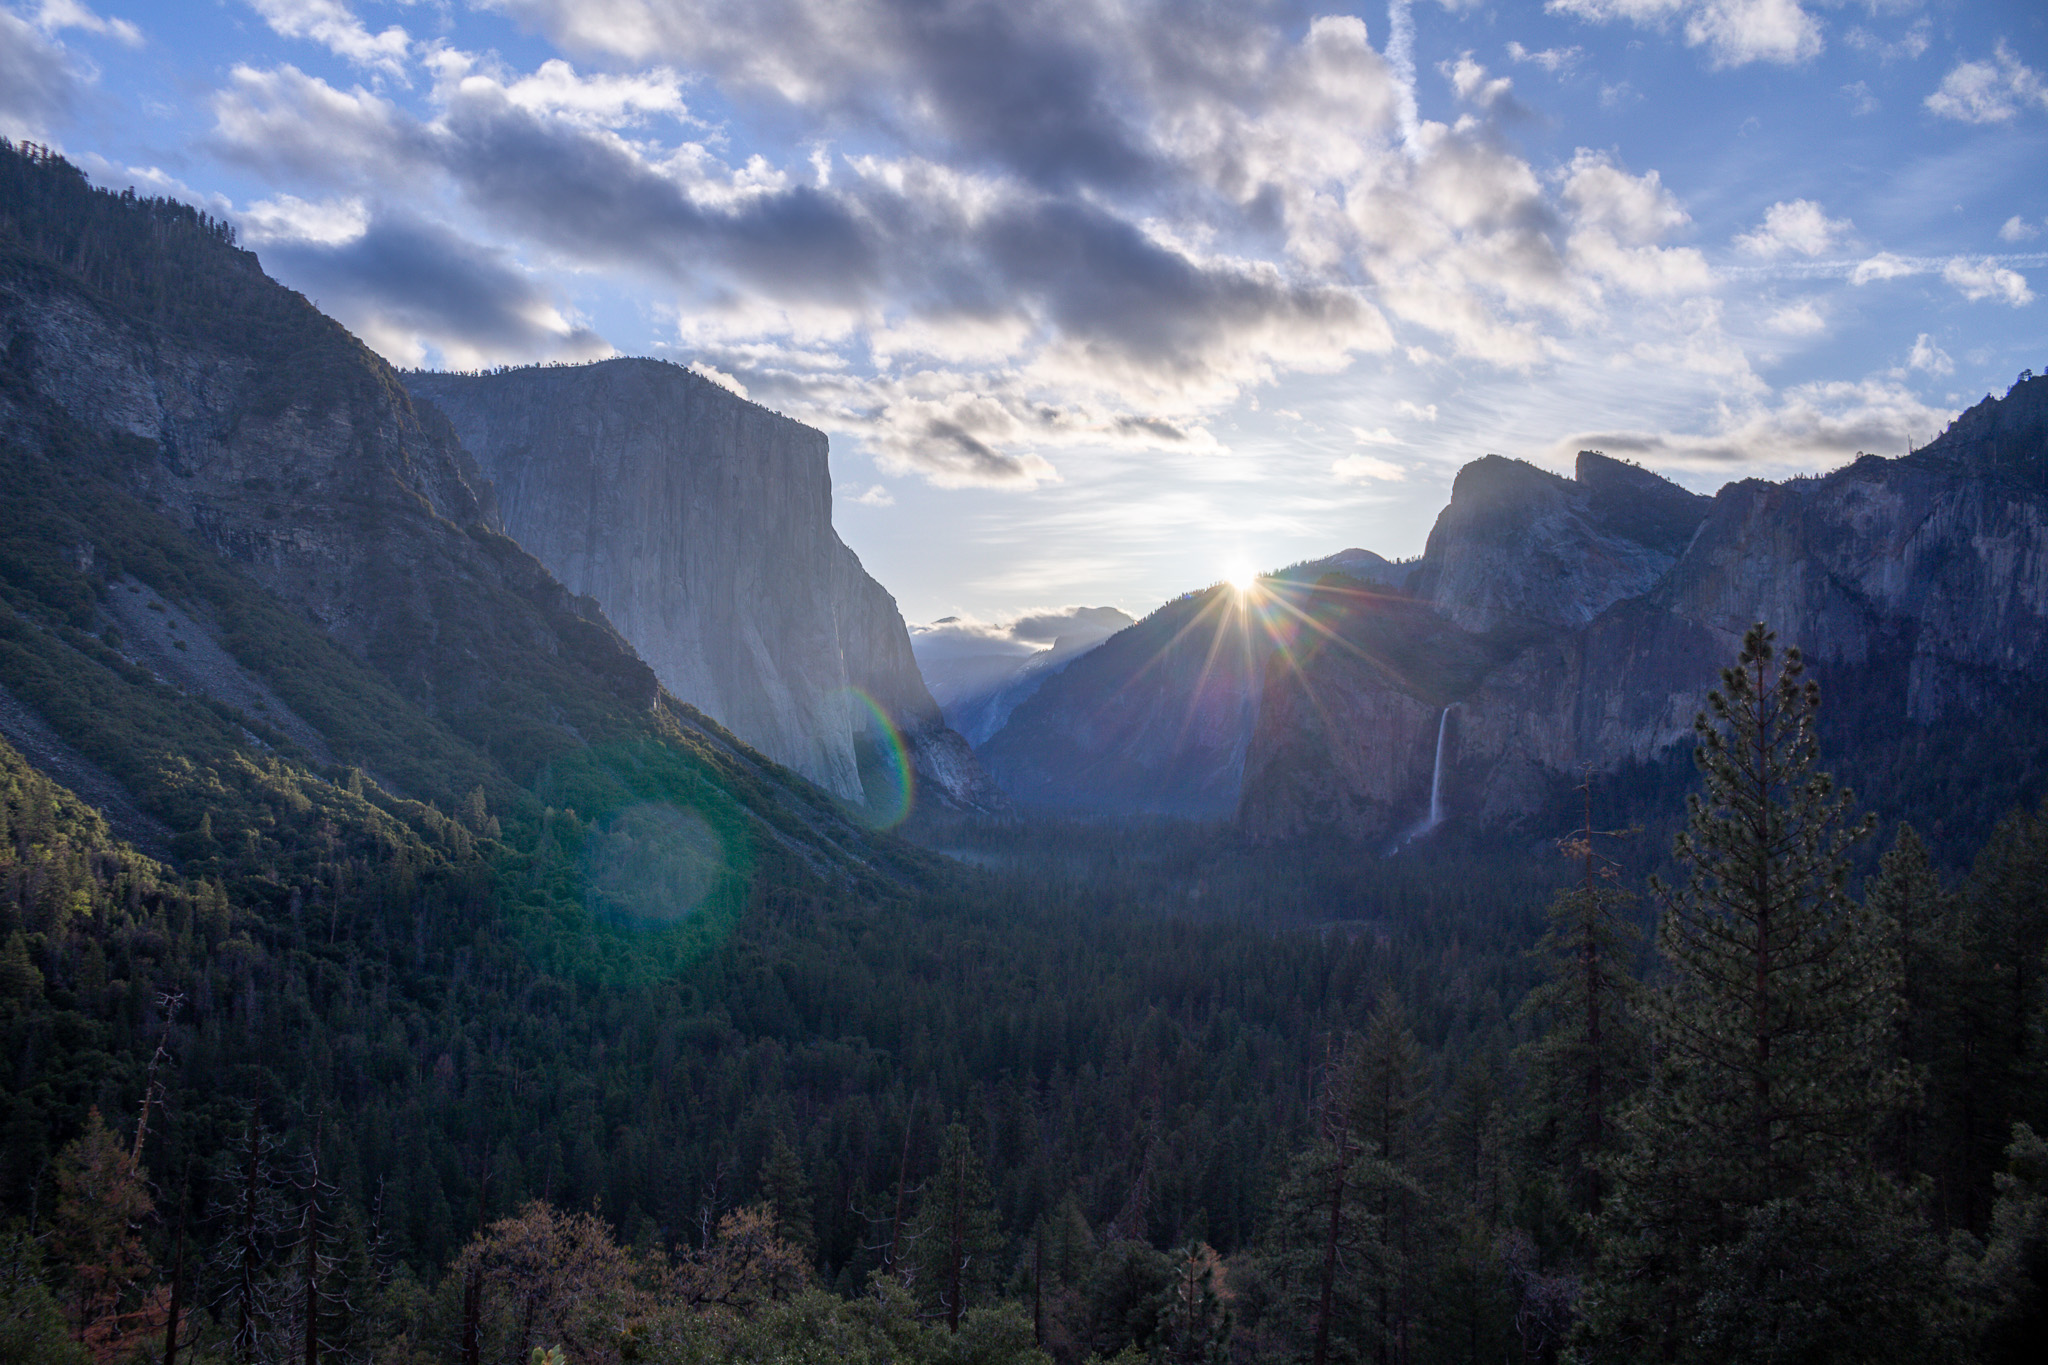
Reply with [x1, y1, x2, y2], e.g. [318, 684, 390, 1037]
[1224, 562, 1259, 593]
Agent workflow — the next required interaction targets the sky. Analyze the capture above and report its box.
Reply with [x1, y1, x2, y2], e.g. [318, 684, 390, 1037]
[3, 1, 2045, 637]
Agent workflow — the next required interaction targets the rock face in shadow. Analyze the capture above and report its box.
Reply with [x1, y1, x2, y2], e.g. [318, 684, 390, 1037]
[406, 360, 1003, 816]
[1238, 379, 2048, 843]
[1409, 451, 1710, 631]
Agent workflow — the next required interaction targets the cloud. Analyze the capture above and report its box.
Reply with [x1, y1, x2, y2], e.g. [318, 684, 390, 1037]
[2000, 216, 2041, 243]
[199, 10, 1740, 485]
[33, 0, 139, 45]
[1505, 41, 1583, 73]
[1735, 199, 1851, 257]
[1850, 252, 1915, 285]
[249, 0, 409, 78]
[250, 209, 612, 367]
[1396, 399, 1438, 421]
[1925, 43, 2048, 124]
[1840, 81, 1878, 116]
[1350, 425, 1402, 444]
[1546, 0, 1822, 69]
[848, 483, 894, 506]
[685, 360, 748, 397]
[1763, 299, 1826, 336]
[1442, 52, 1515, 111]
[1550, 377, 1954, 472]
[1334, 452, 1407, 481]
[910, 604, 1134, 656]
[0, 9, 81, 133]
[1941, 256, 2033, 307]
[1906, 333, 1952, 376]
[1843, 20, 1928, 64]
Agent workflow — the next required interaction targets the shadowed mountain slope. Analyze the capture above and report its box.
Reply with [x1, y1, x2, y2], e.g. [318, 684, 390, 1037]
[0, 142, 927, 898]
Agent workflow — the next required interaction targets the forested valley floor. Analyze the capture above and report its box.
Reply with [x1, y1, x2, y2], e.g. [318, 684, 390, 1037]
[3, 626, 2046, 1365]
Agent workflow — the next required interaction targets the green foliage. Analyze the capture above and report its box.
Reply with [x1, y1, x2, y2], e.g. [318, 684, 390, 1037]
[1583, 624, 1941, 1362]
[0, 1229, 89, 1365]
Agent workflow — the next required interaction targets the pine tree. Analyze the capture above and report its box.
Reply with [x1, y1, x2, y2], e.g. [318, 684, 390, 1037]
[757, 1133, 815, 1258]
[908, 1123, 1004, 1331]
[1351, 989, 1431, 1365]
[1249, 1036, 1376, 1365]
[1515, 780, 1646, 1220]
[1581, 624, 1947, 1363]
[1864, 825, 1967, 1211]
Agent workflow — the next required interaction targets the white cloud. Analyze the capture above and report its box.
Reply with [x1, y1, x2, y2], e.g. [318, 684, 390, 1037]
[1334, 452, 1407, 481]
[849, 483, 895, 506]
[1840, 81, 1878, 116]
[1396, 399, 1438, 421]
[1850, 252, 1916, 285]
[1906, 333, 1952, 376]
[686, 360, 749, 397]
[1999, 216, 2040, 243]
[34, 0, 140, 45]
[1442, 52, 1513, 109]
[249, 0, 409, 78]
[1941, 256, 2033, 307]
[1925, 43, 2048, 124]
[1735, 199, 1850, 257]
[1505, 41, 1582, 73]
[1547, 0, 1822, 69]
[238, 192, 369, 246]
[1349, 425, 1402, 444]
[1764, 299, 1826, 336]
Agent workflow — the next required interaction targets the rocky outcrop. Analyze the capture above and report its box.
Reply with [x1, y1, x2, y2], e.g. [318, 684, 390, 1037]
[1239, 377, 2048, 843]
[405, 360, 1003, 817]
[1409, 452, 1709, 631]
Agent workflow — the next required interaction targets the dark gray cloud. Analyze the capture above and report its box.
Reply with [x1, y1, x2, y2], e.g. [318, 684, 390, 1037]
[257, 213, 607, 363]
[495, 0, 1212, 194]
[438, 90, 880, 298]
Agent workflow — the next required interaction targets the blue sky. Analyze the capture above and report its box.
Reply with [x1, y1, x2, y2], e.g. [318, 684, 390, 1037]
[3, 1, 2044, 636]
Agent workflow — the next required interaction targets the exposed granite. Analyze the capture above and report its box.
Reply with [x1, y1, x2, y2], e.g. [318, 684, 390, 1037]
[405, 360, 1005, 816]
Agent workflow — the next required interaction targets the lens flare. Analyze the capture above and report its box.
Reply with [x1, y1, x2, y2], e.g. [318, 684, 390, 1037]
[844, 687, 916, 828]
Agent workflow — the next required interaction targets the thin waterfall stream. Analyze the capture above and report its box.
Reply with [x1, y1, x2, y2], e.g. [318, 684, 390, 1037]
[1427, 705, 1450, 829]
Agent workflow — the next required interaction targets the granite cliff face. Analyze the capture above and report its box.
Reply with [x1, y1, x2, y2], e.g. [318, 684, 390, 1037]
[405, 361, 1003, 816]
[1409, 451, 1710, 631]
[1239, 377, 2048, 842]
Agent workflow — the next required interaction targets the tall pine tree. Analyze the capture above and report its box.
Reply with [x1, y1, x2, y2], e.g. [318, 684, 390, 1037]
[1581, 624, 1948, 1363]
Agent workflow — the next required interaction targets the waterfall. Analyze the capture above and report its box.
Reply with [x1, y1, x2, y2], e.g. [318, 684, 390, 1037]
[1427, 706, 1450, 829]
